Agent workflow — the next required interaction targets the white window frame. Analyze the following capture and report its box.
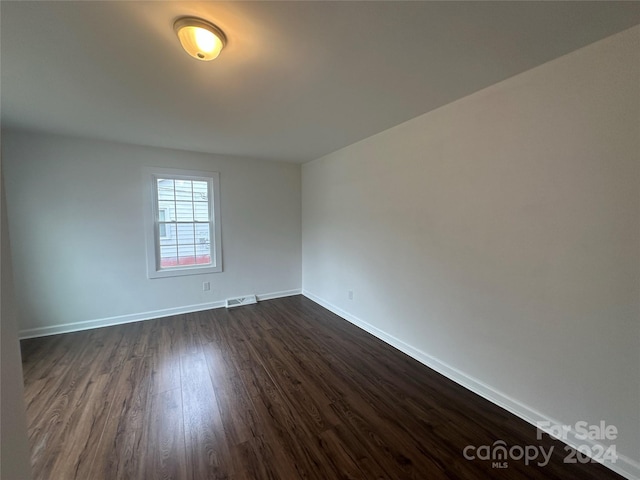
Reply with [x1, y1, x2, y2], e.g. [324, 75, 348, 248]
[143, 167, 222, 278]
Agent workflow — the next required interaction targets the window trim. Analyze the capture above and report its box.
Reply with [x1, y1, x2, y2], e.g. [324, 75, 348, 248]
[143, 167, 222, 279]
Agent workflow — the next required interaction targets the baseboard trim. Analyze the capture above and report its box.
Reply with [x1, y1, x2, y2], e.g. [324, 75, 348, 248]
[302, 290, 639, 480]
[18, 288, 302, 340]
[256, 289, 301, 302]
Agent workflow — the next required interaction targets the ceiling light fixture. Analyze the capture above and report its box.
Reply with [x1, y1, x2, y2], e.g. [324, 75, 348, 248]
[174, 17, 227, 61]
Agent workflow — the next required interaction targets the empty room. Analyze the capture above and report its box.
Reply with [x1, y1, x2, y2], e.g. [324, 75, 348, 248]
[1, 1, 639, 479]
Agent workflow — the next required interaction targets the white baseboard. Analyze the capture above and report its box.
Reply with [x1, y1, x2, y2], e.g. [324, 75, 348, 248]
[18, 288, 302, 340]
[256, 289, 301, 302]
[302, 290, 640, 480]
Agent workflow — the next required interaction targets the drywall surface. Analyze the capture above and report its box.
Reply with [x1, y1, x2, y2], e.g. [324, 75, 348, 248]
[2, 132, 301, 335]
[1, 169, 32, 480]
[302, 26, 639, 473]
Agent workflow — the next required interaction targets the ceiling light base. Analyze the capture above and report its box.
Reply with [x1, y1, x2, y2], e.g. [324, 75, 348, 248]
[174, 17, 227, 61]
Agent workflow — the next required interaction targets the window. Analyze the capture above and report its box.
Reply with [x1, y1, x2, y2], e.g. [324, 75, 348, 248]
[158, 208, 169, 239]
[144, 168, 222, 278]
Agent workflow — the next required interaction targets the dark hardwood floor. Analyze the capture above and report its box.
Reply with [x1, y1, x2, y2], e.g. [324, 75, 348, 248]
[21, 295, 621, 479]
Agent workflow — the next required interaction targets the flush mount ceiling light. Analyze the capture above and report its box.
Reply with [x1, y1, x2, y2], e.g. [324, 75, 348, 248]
[174, 17, 227, 61]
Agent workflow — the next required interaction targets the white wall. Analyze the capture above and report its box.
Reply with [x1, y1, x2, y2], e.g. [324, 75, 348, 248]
[302, 26, 639, 476]
[2, 132, 301, 336]
[1, 169, 33, 479]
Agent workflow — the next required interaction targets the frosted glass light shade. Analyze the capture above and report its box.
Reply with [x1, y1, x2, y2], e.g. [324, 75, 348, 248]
[174, 17, 226, 61]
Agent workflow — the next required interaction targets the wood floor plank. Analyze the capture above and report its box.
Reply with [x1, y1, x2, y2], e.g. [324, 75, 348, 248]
[196, 309, 228, 344]
[118, 320, 150, 359]
[88, 357, 152, 479]
[164, 314, 202, 357]
[21, 296, 625, 480]
[203, 337, 309, 479]
[236, 360, 332, 479]
[25, 327, 130, 479]
[149, 325, 182, 395]
[231, 439, 273, 480]
[316, 427, 372, 480]
[21, 330, 89, 385]
[144, 388, 187, 480]
[202, 342, 256, 446]
[249, 329, 342, 433]
[181, 352, 231, 479]
[328, 422, 397, 479]
[45, 373, 113, 480]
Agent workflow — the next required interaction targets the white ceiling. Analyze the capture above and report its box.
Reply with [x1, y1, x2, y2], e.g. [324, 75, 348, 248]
[2, 1, 639, 163]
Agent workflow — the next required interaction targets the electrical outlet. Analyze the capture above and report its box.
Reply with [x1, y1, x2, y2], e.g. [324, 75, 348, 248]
[348, 290, 353, 300]
[203, 281, 211, 291]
